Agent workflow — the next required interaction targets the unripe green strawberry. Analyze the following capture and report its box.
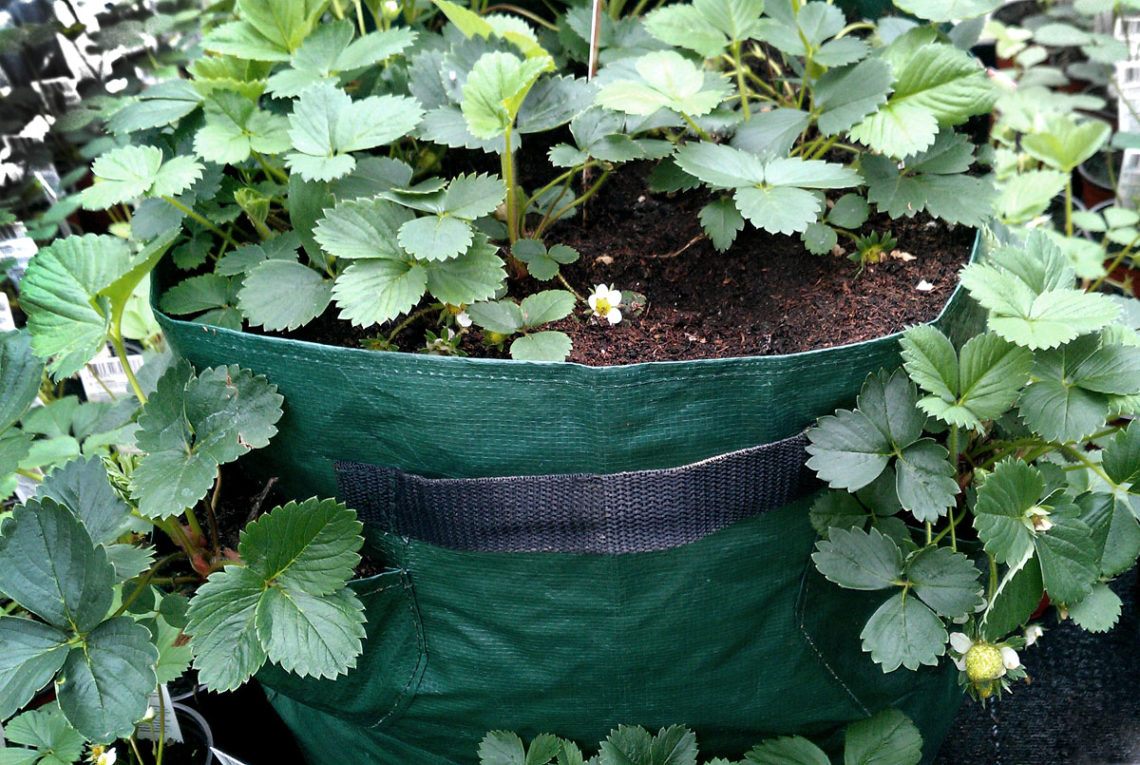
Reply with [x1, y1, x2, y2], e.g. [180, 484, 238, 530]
[965, 643, 1005, 683]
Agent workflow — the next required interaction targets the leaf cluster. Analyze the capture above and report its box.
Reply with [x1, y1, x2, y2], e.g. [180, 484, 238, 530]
[806, 230, 1140, 675]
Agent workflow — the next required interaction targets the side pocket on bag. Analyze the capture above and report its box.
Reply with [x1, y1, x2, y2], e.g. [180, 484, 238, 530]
[795, 555, 961, 740]
[257, 567, 427, 730]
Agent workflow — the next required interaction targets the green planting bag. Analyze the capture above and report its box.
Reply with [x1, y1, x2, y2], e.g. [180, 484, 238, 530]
[154, 235, 982, 763]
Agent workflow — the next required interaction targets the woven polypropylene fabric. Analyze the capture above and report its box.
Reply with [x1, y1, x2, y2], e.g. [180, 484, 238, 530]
[335, 433, 811, 554]
[154, 236, 982, 501]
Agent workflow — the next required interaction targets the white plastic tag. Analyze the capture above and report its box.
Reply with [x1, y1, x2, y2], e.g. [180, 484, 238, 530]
[135, 685, 183, 743]
[79, 345, 144, 402]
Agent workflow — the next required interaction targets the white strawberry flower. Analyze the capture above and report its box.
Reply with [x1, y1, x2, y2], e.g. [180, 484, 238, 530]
[456, 311, 472, 328]
[588, 284, 623, 325]
[1025, 624, 1045, 647]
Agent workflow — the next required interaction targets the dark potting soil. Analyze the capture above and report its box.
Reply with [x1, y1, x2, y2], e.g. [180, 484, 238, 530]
[282, 161, 973, 365]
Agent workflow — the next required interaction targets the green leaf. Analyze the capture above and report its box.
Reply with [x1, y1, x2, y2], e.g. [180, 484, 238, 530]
[333, 260, 428, 327]
[893, 0, 1002, 21]
[860, 593, 946, 671]
[674, 142, 766, 189]
[468, 301, 525, 334]
[807, 405, 893, 491]
[815, 58, 894, 137]
[813, 527, 904, 590]
[906, 546, 983, 618]
[520, 291, 575, 327]
[1017, 340, 1140, 442]
[195, 92, 291, 164]
[185, 566, 267, 692]
[0, 331, 44, 433]
[1034, 516, 1098, 605]
[21, 235, 131, 379]
[844, 708, 923, 765]
[462, 51, 554, 139]
[286, 84, 423, 181]
[861, 592, 943, 670]
[424, 235, 507, 306]
[643, 4, 727, 58]
[239, 260, 332, 332]
[1067, 582, 1122, 632]
[1102, 419, 1140, 486]
[1079, 492, 1140, 578]
[973, 459, 1042, 565]
[0, 499, 114, 632]
[962, 233, 1120, 349]
[598, 725, 652, 765]
[131, 363, 283, 518]
[480, 731, 526, 765]
[510, 332, 572, 361]
[267, 21, 416, 97]
[189, 499, 364, 687]
[700, 198, 746, 252]
[289, 175, 335, 270]
[517, 76, 596, 135]
[895, 440, 957, 522]
[57, 616, 159, 742]
[240, 498, 362, 596]
[255, 586, 366, 679]
[106, 79, 202, 135]
[850, 44, 993, 158]
[0, 706, 85, 765]
[997, 170, 1069, 223]
[596, 51, 728, 118]
[730, 109, 811, 158]
[1022, 115, 1111, 173]
[745, 736, 830, 765]
[79, 146, 161, 209]
[980, 555, 1043, 641]
[902, 327, 1032, 431]
[0, 618, 70, 720]
[512, 240, 578, 281]
[398, 216, 475, 261]
[801, 222, 837, 255]
[236, 0, 319, 55]
[37, 457, 131, 545]
[828, 193, 870, 229]
[315, 197, 411, 260]
[734, 186, 822, 236]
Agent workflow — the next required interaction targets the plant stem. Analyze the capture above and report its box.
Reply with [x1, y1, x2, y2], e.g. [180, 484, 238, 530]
[110, 553, 184, 620]
[1088, 235, 1140, 293]
[16, 468, 42, 482]
[808, 135, 840, 160]
[681, 112, 713, 142]
[731, 41, 750, 120]
[1065, 178, 1074, 238]
[207, 468, 223, 558]
[522, 163, 595, 215]
[161, 196, 240, 249]
[184, 507, 205, 547]
[925, 521, 932, 545]
[387, 305, 435, 344]
[988, 553, 999, 601]
[109, 332, 147, 404]
[354, 0, 367, 34]
[1062, 444, 1119, 488]
[558, 274, 586, 302]
[157, 687, 167, 765]
[482, 4, 559, 29]
[501, 124, 520, 242]
[252, 151, 289, 184]
[534, 169, 612, 238]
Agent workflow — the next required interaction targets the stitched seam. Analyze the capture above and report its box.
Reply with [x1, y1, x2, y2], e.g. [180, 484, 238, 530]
[370, 566, 427, 729]
[795, 559, 871, 717]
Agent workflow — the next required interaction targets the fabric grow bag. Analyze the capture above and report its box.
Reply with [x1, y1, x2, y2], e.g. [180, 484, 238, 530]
[154, 234, 982, 499]
[153, 233, 983, 763]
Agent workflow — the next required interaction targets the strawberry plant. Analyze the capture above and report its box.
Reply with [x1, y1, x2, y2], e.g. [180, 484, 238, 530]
[806, 230, 1140, 699]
